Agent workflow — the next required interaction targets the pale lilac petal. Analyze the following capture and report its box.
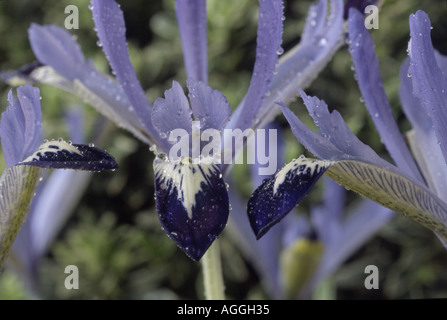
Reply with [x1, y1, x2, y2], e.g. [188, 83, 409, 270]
[30, 170, 92, 258]
[348, 8, 423, 182]
[301, 200, 394, 298]
[280, 91, 387, 168]
[230, 0, 284, 132]
[28, 24, 152, 145]
[151, 81, 192, 140]
[28, 24, 85, 81]
[187, 80, 231, 131]
[250, 122, 284, 187]
[227, 180, 308, 299]
[408, 10, 447, 164]
[175, 0, 208, 83]
[244, 0, 344, 132]
[343, 0, 381, 19]
[311, 177, 345, 244]
[0, 85, 42, 167]
[399, 58, 447, 197]
[91, 0, 154, 135]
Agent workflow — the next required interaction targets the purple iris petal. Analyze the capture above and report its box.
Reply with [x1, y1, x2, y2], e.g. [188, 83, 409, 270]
[408, 10, 447, 165]
[250, 0, 344, 131]
[302, 199, 393, 298]
[91, 0, 155, 136]
[153, 156, 229, 261]
[151, 81, 193, 140]
[175, 0, 208, 83]
[282, 90, 388, 168]
[230, 0, 284, 132]
[400, 58, 447, 197]
[28, 24, 152, 145]
[0, 84, 41, 168]
[348, 8, 423, 182]
[28, 24, 85, 81]
[187, 80, 231, 132]
[343, 0, 381, 19]
[311, 177, 344, 244]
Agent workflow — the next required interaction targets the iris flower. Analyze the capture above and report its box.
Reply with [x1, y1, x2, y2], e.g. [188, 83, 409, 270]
[9, 0, 346, 261]
[229, 124, 392, 299]
[0, 84, 118, 270]
[249, 8, 447, 252]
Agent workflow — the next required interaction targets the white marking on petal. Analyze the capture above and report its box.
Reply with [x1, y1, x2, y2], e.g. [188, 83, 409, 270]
[273, 156, 333, 194]
[20, 140, 82, 163]
[154, 155, 219, 220]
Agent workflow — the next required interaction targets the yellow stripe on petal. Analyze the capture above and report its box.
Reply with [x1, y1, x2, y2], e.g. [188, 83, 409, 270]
[326, 160, 447, 242]
[0, 165, 43, 269]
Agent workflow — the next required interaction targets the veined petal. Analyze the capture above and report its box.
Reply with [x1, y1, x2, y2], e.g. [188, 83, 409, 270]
[247, 156, 331, 239]
[187, 79, 231, 132]
[0, 85, 41, 168]
[151, 81, 193, 141]
[19, 140, 118, 172]
[175, 0, 208, 83]
[0, 165, 43, 269]
[91, 0, 154, 135]
[229, 0, 284, 132]
[153, 155, 229, 261]
[348, 8, 423, 181]
[408, 10, 447, 164]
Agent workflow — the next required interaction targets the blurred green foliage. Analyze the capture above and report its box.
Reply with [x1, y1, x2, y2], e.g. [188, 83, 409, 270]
[0, 0, 447, 299]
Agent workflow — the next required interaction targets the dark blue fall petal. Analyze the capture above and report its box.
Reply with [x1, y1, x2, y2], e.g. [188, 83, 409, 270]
[18, 140, 118, 172]
[153, 156, 229, 261]
[247, 156, 331, 239]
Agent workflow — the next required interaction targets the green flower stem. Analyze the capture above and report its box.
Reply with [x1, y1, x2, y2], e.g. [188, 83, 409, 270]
[201, 239, 225, 300]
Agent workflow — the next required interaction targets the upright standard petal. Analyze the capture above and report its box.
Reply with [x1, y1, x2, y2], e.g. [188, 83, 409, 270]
[399, 58, 447, 198]
[187, 80, 231, 132]
[91, 0, 155, 136]
[229, 0, 284, 132]
[243, 0, 344, 132]
[408, 10, 447, 164]
[0, 85, 41, 168]
[348, 8, 423, 182]
[153, 155, 229, 261]
[151, 81, 193, 143]
[175, 0, 208, 83]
